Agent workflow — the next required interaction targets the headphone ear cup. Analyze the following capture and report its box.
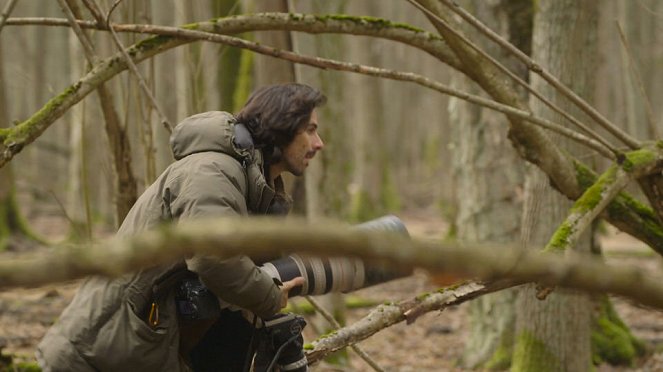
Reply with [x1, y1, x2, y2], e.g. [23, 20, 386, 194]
[270, 147, 283, 164]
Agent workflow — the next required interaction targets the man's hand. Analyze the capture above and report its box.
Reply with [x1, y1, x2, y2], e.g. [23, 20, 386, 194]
[279, 277, 305, 309]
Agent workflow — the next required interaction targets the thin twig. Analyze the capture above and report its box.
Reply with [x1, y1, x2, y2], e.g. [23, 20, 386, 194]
[407, 0, 621, 157]
[79, 0, 105, 27]
[436, 0, 642, 150]
[616, 21, 660, 138]
[58, 0, 97, 60]
[0, 0, 19, 33]
[305, 295, 385, 371]
[102, 0, 173, 132]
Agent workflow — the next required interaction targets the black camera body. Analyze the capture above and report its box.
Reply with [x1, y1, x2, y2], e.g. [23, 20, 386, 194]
[254, 313, 309, 372]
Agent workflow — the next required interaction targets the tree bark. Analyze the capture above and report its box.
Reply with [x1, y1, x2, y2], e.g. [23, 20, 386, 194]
[452, 1, 527, 368]
[512, 1, 597, 371]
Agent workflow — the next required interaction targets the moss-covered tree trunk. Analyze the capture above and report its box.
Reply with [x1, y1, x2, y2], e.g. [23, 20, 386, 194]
[453, 1, 528, 368]
[0, 40, 36, 250]
[512, 1, 597, 370]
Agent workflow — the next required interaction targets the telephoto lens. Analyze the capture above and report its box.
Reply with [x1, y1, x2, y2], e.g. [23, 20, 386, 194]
[260, 215, 410, 297]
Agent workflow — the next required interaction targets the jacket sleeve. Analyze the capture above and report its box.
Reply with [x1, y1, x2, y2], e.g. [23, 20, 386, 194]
[171, 160, 282, 318]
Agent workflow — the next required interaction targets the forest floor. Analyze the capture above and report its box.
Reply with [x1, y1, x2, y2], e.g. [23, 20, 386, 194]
[2, 207, 663, 371]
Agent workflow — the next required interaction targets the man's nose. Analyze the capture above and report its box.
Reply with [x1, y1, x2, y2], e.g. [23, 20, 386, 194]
[314, 133, 324, 150]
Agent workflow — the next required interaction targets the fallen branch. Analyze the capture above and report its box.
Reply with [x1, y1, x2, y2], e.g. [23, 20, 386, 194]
[305, 295, 384, 370]
[306, 280, 518, 363]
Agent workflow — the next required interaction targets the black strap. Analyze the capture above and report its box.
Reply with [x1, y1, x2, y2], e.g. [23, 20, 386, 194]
[151, 260, 195, 300]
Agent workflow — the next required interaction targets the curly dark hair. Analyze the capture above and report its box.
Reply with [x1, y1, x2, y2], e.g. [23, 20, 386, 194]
[235, 83, 326, 162]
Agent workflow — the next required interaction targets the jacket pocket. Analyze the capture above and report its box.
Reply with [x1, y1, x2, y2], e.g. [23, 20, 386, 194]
[89, 294, 180, 371]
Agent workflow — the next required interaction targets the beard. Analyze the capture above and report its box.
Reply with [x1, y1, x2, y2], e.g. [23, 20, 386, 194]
[284, 156, 306, 176]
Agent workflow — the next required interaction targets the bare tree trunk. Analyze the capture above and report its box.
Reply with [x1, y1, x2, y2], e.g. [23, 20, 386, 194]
[211, 0, 243, 112]
[512, 1, 597, 370]
[65, 24, 90, 239]
[453, 1, 528, 368]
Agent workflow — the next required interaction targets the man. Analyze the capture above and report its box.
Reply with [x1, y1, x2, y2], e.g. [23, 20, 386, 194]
[37, 83, 326, 371]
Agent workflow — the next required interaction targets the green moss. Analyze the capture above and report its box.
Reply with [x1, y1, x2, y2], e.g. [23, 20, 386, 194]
[547, 165, 620, 252]
[416, 292, 431, 301]
[570, 166, 617, 215]
[544, 220, 573, 252]
[303, 343, 314, 350]
[314, 14, 425, 34]
[318, 329, 338, 340]
[130, 35, 175, 56]
[573, 160, 598, 190]
[2, 362, 41, 372]
[573, 160, 663, 254]
[591, 297, 645, 366]
[481, 326, 515, 370]
[288, 13, 305, 22]
[484, 341, 512, 370]
[621, 149, 656, 173]
[511, 330, 560, 372]
[0, 186, 45, 251]
[436, 280, 466, 293]
[6, 82, 81, 147]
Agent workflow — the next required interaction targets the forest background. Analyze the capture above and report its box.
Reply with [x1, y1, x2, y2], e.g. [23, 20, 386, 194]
[0, 0, 662, 371]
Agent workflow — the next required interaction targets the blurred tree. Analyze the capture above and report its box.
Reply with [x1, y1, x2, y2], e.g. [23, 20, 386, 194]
[0, 40, 36, 250]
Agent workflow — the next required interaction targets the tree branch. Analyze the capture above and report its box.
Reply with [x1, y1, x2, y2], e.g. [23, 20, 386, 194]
[1, 13, 661, 249]
[415, 0, 582, 199]
[407, 0, 620, 158]
[0, 21, 616, 163]
[305, 295, 385, 371]
[306, 280, 517, 363]
[2, 218, 663, 310]
[79, 0, 105, 27]
[58, 0, 138, 224]
[0, 0, 19, 34]
[4, 14, 462, 70]
[616, 21, 660, 139]
[437, 0, 641, 150]
[554, 168, 630, 252]
[102, 0, 173, 133]
[573, 156, 663, 254]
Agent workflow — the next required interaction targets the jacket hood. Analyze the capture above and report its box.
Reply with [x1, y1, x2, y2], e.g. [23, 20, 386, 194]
[170, 111, 251, 161]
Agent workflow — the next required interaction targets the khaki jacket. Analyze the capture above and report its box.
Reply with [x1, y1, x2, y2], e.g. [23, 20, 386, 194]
[37, 111, 291, 371]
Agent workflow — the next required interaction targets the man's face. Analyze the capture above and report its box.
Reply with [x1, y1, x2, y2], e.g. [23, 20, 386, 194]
[281, 109, 324, 176]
